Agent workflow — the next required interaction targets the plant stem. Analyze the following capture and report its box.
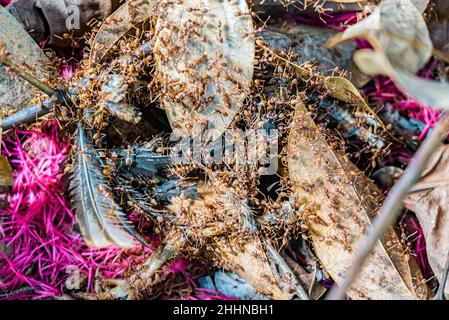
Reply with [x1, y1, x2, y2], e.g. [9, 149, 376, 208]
[1, 101, 53, 131]
[2, 59, 56, 97]
[326, 111, 449, 300]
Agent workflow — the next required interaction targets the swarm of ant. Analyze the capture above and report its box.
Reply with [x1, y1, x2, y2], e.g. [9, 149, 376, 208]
[1, 0, 435, 300]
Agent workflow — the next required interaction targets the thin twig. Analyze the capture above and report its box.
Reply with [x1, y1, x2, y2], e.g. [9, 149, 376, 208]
[326, 111, 449, 300]
[1, 59, 56, 97]
[1, 101, 53, 131]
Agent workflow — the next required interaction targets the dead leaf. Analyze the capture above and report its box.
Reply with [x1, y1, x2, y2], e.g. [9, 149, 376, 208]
[215, 238, 290, 300]
[0, 155, 14, 187]
[405, 144, 449, 298]
[153, 0, 255, 140]
[323, 76, 370, 108]
[327, 0, 449, 111]
[89, 0, 157, 66]
[327, 0, 432, 74]
[288, 100, 428, 300]
[0, 6, 55, 112]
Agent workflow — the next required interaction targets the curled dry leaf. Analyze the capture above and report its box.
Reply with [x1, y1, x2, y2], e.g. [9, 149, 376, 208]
[327, 0, 449, 111]
[0, 6, 55, 112]
[405, 144, 449, 298]
[288, 100, 428, 300]
[327, 0, 432, 74]
[153, 0, 255, 140]
[89, 0, 157, 66]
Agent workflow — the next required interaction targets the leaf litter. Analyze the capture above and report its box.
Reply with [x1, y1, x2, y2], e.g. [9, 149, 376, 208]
[0, 0, 448, 300]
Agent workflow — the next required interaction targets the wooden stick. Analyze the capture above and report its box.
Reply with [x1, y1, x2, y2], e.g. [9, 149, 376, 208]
[2, 59, 56, 97]
[327, 111, 449, 300]
[1, 101, 53, 131]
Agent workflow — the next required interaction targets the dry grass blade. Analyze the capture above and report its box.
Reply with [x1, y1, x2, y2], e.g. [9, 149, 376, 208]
[288, 100, 428, 300]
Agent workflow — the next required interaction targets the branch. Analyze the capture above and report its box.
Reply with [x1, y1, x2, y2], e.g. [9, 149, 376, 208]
[1, 101, 52, 131]
[326, 111, 449, 300]
[1, 59, 56, 97]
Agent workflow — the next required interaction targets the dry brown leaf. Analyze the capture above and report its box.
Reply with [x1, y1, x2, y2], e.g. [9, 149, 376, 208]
[327, 0, 449, 111]
[0, 155, 14, 187]
[405, 144, 449, 298]
[153, 0, 255, 140]
[0, 6, 55, 112]
[323, 76, 370, 108]
[89, 0, 157, 66]
[288, 100, 428, 300]
[215, 238, 290, 300]
[327, 0, 432, 74]
[270, 49, 382, 125]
